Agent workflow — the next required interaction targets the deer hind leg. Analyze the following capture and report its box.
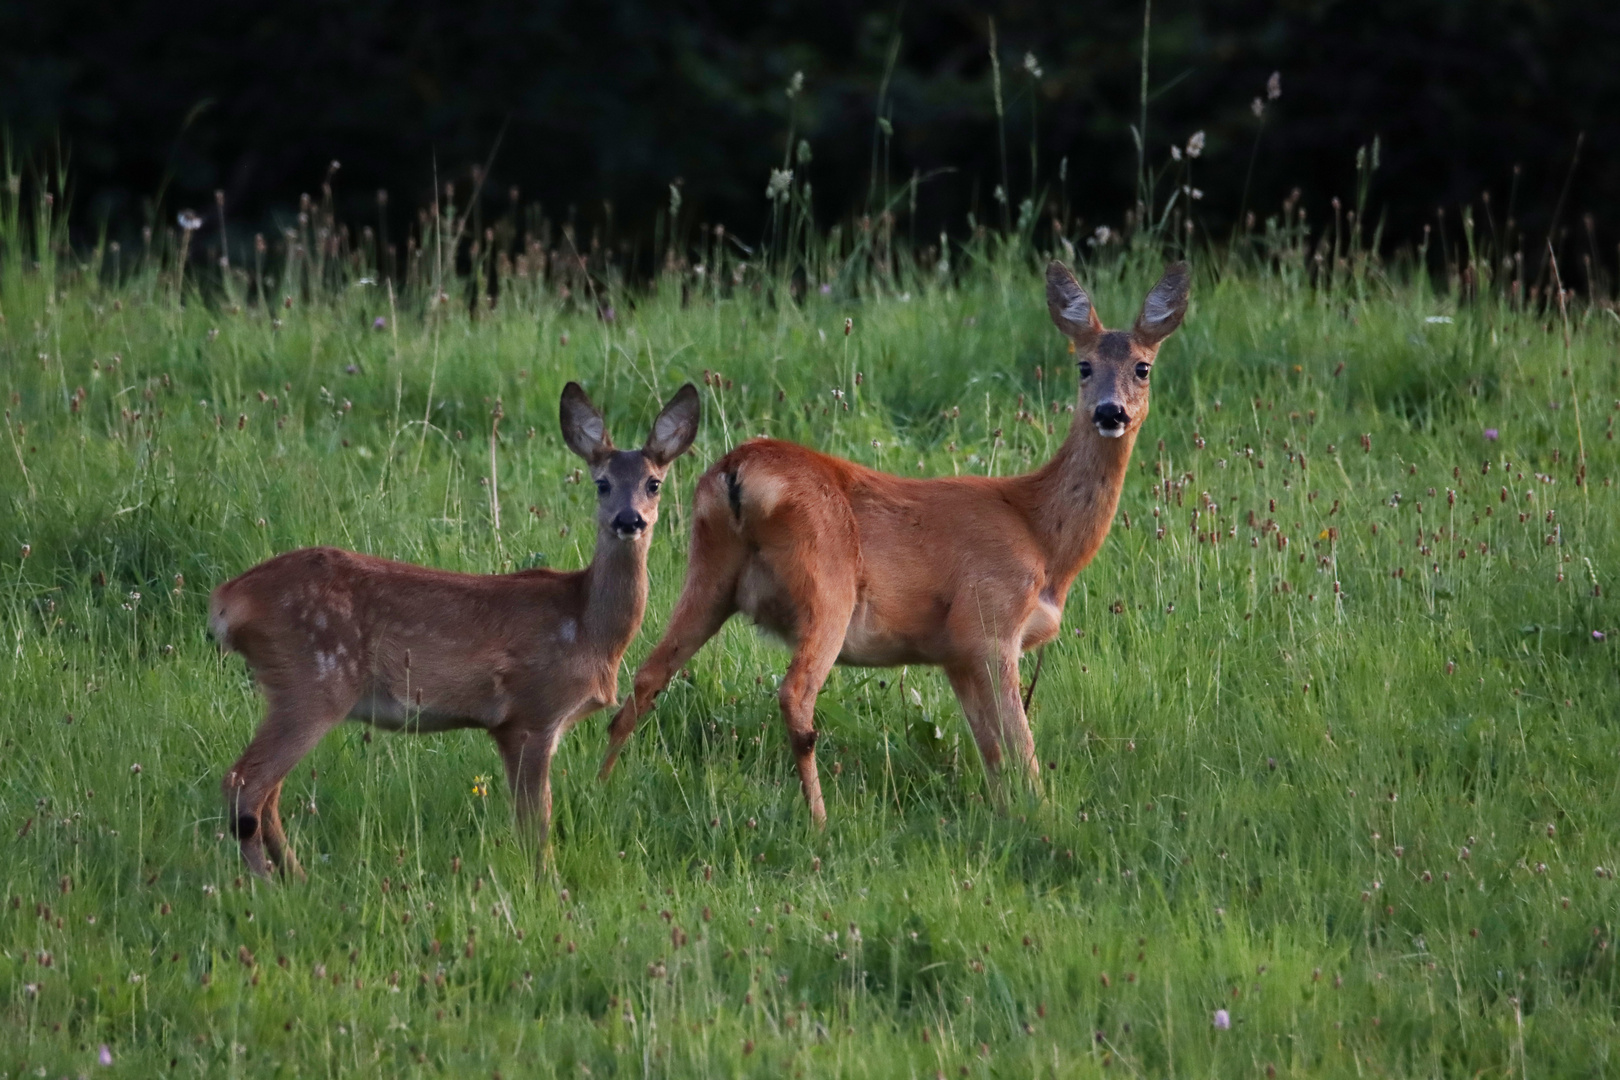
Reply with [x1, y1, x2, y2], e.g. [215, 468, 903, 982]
[599, 518, 743, 780]
[224, 688, 350, 879]
[259, 781, 306, 881]
[777, 614, 848, 829]
[769, 544, 858, 829]
[946, 651, 1043, 806]
[493, 721, 560, 872]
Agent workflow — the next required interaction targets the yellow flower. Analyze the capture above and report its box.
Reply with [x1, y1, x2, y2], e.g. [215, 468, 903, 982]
[471, 776, 490, 798]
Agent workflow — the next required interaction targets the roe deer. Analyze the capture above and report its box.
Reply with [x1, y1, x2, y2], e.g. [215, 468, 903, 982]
[599, 262, 1189, 824]
[211, 381, 700, 877]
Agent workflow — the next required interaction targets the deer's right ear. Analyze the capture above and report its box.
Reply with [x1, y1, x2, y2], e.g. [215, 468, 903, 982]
[1046, 260, 1102, 342]
[560, 382, 613, 463]
[644, 383, 701, 466]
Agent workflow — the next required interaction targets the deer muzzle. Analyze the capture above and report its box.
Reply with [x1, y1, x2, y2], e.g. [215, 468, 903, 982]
[611, 510, 648, 539]
[1093, 402, 1130, 437]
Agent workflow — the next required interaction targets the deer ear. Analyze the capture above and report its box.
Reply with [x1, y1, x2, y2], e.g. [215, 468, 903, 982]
[644, 383, 700, 465]
[1046, 260, 1102, 342]
[1133, 262, 1191, 346]
[559, 382, 613, 463]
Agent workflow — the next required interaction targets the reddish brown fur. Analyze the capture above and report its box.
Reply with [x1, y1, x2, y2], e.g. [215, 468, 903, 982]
[599, 262, 1190, 824]
[212, 383, 699, 878]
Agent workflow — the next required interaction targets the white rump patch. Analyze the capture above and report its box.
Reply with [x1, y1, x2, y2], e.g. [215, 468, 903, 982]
[741, 469, 788, 518]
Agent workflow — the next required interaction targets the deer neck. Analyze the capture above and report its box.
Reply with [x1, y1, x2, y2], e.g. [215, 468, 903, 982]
[581, 528, 651, 655]
[1026, 413, 1140, 594]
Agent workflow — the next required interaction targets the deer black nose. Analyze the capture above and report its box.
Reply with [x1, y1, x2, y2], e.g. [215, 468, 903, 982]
[1093, 403, 1130, 429]
[612, 509, 647, 536]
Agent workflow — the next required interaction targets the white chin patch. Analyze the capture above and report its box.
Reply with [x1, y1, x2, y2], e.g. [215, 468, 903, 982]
[1094, 423, 1127, 438]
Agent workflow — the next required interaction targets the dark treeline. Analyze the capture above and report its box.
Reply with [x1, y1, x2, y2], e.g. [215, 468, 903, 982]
[3, 0, 1617, 279]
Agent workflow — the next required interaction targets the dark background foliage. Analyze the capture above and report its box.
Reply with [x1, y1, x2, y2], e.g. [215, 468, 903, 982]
[3, 0, 1617, 268]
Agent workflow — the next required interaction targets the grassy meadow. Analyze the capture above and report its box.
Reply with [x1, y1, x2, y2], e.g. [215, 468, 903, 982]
[2, 206, 1619, 1077]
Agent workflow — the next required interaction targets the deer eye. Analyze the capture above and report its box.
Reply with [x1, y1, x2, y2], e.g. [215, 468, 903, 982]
[1078, 361, 1093, 379]
[1135, 362, 1152, 380]
[595, 479, 611, 496]
[646, 478, 661, 495]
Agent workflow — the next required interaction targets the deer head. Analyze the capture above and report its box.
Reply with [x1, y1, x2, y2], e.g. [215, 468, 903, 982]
[1046, 261, 1190, 439]
[560, 382, 701, 542]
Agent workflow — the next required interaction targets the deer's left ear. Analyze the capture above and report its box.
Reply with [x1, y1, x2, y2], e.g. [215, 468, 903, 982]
[1132, 262, 1191, 346]
[644, 383, 700, 466]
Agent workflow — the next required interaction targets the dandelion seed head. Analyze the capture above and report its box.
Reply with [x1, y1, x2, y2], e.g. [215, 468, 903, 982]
[766, 168, 794, 203]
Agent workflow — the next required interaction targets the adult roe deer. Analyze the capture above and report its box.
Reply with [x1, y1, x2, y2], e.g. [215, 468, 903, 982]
[598, 261, 1189, 824]
[211, 381, 700, 877]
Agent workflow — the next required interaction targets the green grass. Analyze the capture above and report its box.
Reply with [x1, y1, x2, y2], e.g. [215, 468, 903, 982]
[2, 237, 1619, 1078]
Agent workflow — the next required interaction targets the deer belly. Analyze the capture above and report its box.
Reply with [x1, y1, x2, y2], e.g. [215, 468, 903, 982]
[347, 691, 488, 733]
[837, 604, 929, 667]
[1020, 596, 1064, 650]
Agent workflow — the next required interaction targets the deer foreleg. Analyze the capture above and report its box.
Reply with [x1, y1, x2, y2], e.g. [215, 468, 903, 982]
[947, 652, 1043, 805]
[494, 722, 560, 871]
